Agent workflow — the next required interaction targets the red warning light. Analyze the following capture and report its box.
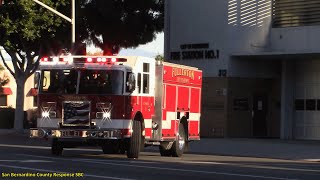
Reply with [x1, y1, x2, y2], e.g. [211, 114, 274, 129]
[41, 57, 49, 62]
[86, 57, 93, 63]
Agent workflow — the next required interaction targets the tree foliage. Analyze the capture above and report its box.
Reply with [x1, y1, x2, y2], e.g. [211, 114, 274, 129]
[0, 0, 164, 130]
[155, 54, 164, 61]
[0, 0, 70, 130]
[0, 0, 71, 60]
[81, 0, 164, 55]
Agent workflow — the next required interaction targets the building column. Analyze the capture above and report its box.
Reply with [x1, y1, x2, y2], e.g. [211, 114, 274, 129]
[280, 59, 295, 139]
[164, 0, 170, 60]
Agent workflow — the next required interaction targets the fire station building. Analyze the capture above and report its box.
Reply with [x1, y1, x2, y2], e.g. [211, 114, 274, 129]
[164, 0, 320, 140]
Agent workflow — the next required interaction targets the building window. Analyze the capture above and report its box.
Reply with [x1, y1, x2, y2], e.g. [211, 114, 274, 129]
[0, 95, 7, 106]
[143, 74, 149, 94]
[306, 99, 316, 111]
[295, 99, 305, 111]
[137, 73, 141, 94]
[142, 63, 150, 94]
[317, 100, 320, 111]
[272, 0, 320, 28]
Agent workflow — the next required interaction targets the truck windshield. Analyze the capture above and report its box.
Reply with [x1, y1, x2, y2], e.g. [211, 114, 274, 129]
[78, 70, 124, 95]
[39, 69, 124, 95]
[40, 69, 78, 94]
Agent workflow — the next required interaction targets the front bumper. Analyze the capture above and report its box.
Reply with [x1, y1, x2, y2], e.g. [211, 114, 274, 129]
[30, 128, 123, 139]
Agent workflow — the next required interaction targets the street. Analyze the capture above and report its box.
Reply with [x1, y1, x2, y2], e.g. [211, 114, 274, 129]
[0, 141, 319, 180]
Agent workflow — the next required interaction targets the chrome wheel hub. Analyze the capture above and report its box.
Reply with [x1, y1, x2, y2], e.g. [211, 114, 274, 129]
[178, 135, 185, 150]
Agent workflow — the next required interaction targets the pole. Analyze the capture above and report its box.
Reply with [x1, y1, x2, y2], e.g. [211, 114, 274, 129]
[33, 0, 71, 22]
[33, 0, 74, 51]
[72, 0, 75, 48]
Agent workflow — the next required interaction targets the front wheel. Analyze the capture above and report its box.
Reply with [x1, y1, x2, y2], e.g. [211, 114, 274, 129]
[172, 124, 186, 157]
[127, 120, 142, 158]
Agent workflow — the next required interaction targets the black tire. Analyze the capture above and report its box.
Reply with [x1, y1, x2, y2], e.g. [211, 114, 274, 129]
[172, 123, 186, 157]
[159, 145, 172, 157]
[127, 120, 142, 158]
[51, 139, 63, 156]
[140, 136, 145, 152]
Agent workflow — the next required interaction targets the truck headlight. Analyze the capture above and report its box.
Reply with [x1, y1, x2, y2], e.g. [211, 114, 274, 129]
[103, 112, 111, 119]
[96, 112, 111, 119]
[96, 102, 112, 120]
[42, 111, 56, 118]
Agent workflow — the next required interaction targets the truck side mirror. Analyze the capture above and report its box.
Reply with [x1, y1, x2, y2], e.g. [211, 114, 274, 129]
[127, 73, 136, 92]
[34, 72, 40, 89]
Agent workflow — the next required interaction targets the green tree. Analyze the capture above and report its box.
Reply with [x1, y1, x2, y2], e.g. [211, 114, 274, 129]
[0, 0, 164, 131]
[0, 0, 70, 131]
[155, 54, 164, 61]
[81, 0, 164, 55]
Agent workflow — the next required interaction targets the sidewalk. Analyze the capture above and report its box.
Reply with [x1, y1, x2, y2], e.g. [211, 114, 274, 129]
[188, 138, 320, 161]
[1, 129, 320, 161]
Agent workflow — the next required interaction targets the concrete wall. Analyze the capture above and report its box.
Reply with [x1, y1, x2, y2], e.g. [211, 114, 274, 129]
[271, 26, 320, 53]
[165, 0, 229, 77]
[201, 77, 228, 137]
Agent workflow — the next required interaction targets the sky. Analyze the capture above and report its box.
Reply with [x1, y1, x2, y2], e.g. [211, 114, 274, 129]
[118, 32, 164, 58]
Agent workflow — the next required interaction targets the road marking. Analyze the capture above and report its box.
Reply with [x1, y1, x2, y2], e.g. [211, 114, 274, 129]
[0, 160, 52, 163]
[19, 154, 297, 180]
[0, 144, 102, 152]
[0, 144, 50, 149]
[303, 159, 320, 162]
[179, 160, 320, 173]
[0, 164, 135, 180]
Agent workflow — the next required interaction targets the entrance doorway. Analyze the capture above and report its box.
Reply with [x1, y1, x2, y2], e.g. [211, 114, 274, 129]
[252, 94, 268, 137]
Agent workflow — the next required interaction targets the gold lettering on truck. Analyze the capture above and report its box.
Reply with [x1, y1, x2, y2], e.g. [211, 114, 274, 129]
[172, 67, 194, 80]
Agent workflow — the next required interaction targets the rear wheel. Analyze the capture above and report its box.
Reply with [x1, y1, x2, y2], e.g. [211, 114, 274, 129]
[127, 120, 142, 158]
[172, 123, 186, 157]
[51, 138, 63, 156]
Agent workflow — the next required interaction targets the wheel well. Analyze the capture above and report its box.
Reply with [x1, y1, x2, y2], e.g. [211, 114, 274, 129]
[180, 116, 188, 140]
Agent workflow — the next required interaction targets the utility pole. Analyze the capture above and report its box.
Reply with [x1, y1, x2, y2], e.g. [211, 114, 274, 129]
[32, 0, 75, 49]
[71, 0, 75, 45]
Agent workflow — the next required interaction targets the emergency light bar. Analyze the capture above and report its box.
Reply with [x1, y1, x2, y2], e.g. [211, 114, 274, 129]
[85, 57, 127, 64]
[40, 56, 73, 65]
[40, 56, 127, 65]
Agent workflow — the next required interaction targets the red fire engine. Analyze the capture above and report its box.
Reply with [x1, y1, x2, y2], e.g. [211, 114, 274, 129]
[30, 55, 202, 158]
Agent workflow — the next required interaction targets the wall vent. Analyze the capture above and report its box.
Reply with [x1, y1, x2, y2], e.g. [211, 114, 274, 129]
[273, 0, 320, 28]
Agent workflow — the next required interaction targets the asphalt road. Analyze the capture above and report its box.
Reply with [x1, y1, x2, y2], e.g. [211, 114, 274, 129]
[0, 143, 319, 180]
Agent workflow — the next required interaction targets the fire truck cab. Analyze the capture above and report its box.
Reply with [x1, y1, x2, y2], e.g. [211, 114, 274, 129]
[30, 56, 202, 158]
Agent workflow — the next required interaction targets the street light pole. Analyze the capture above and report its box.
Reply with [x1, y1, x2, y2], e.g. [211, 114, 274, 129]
[32, 0, 75, 50]
[72, 0, 75, 46]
